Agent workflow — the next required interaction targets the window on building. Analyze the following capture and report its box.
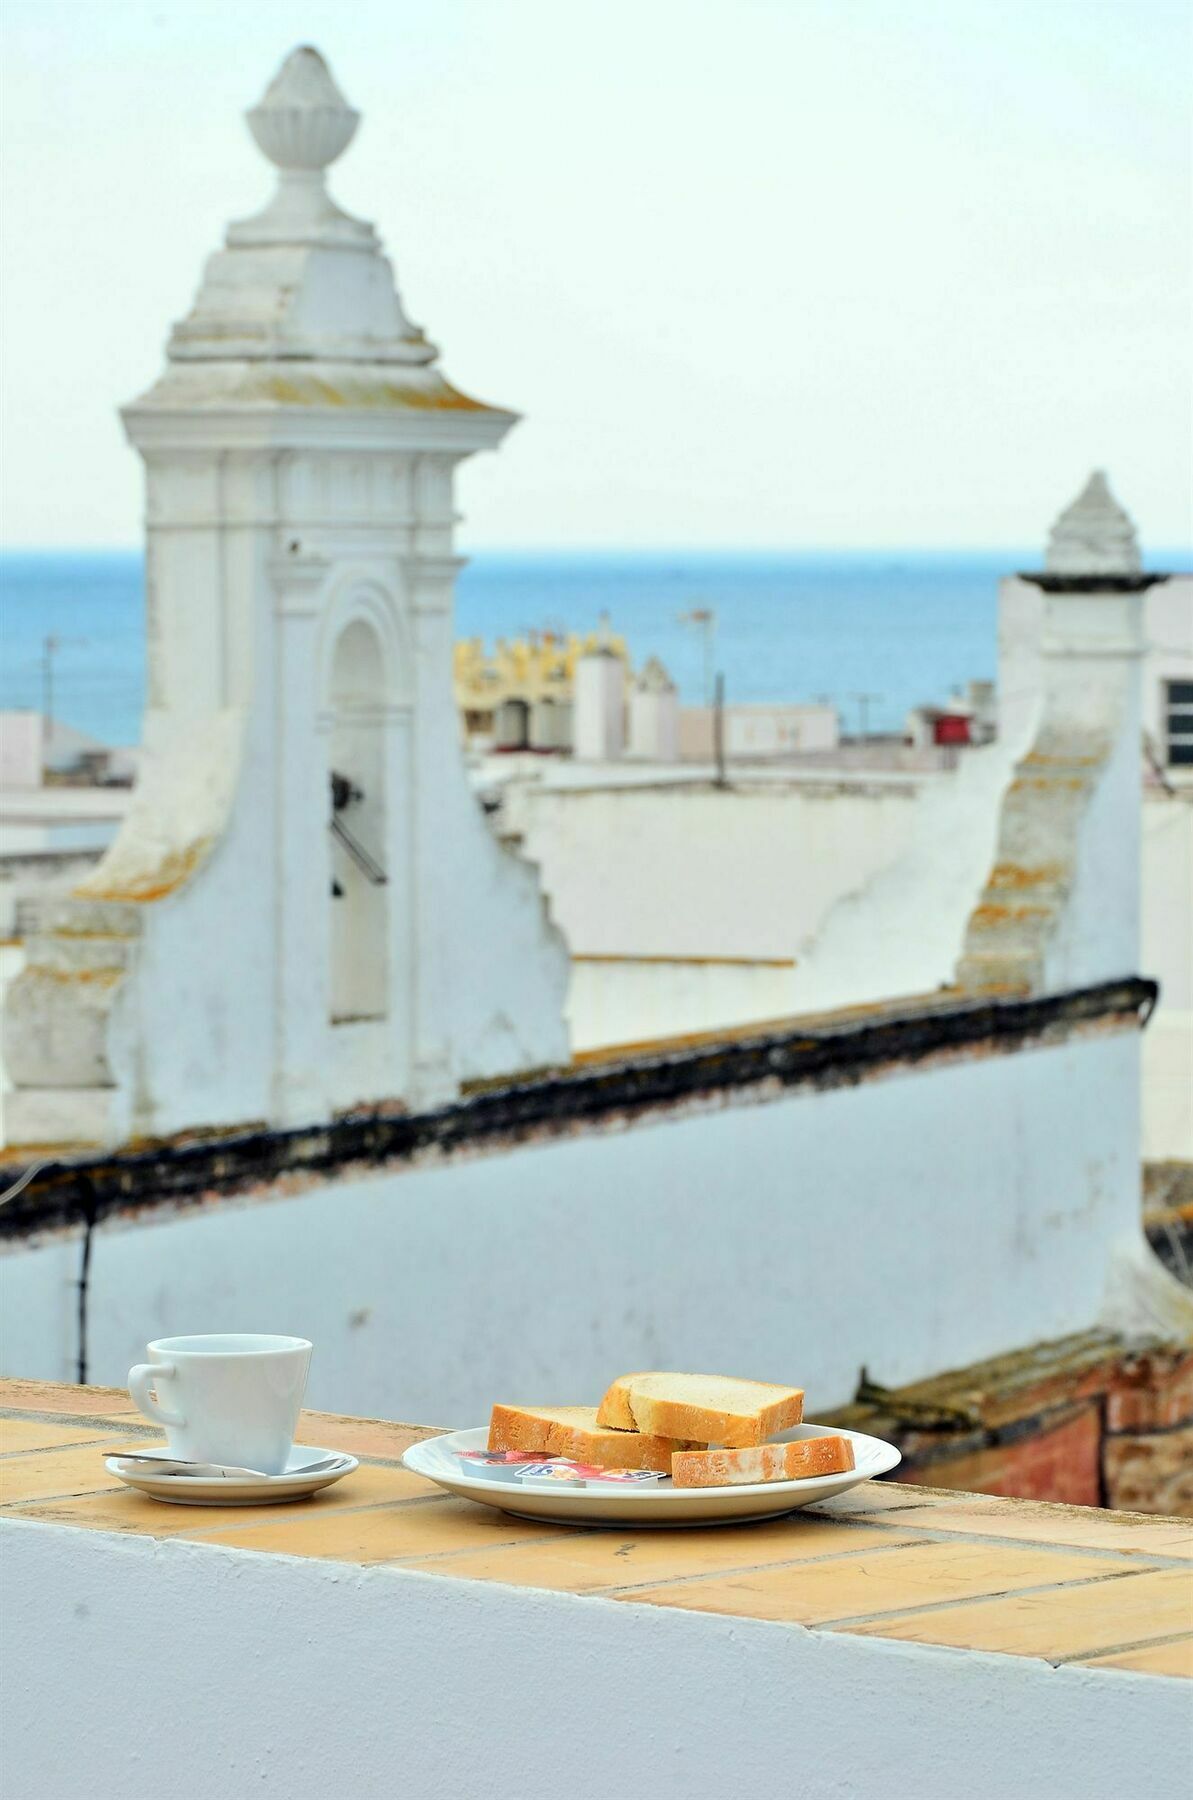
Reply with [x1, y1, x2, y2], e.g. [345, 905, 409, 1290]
[1165, 679, 1193, 766]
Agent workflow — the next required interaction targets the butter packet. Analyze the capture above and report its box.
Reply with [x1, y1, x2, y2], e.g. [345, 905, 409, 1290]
[457, 1449, 545, 1483]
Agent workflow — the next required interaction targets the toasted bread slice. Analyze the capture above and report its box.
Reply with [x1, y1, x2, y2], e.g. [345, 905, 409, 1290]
[597, 1372, 804, 1448]
[487, 1404, 683, 1472]
[595, 1373, 646, 1431]
[672, 1434, 855, 1488]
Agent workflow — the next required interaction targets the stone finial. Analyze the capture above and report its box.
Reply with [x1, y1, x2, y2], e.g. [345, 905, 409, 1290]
[1045, 471, 1141, 578]
[247, 46, 359, 172]
[229, 46, 373, 249]
[636, 656, 676, 694]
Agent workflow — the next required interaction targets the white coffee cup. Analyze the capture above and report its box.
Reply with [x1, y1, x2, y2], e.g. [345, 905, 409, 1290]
[128, 1334, 312, 1475]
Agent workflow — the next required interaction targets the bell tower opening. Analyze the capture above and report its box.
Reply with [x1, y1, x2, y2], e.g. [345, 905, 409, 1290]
[328, 616, 389, 1023]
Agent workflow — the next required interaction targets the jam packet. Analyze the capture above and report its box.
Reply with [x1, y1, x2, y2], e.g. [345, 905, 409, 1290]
[513, 1460, 668, 1487]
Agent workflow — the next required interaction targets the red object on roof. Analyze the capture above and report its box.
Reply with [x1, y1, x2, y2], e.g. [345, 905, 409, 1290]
[933, 713, 971, 746]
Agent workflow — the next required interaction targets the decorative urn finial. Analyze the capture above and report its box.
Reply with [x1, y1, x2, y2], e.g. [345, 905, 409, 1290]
[246, 45, 359, 172]
[1045, 470, 1141, 578]
[228, 45, 374, 249]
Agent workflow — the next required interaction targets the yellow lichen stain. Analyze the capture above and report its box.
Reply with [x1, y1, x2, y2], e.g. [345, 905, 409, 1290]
[1009, 774, 1091, 794]
[23, 966, 123, 988]
[570, 991, 956, 1068]
[119, 1120, 271, 1155]
[253, 374, 494, 413]
[1020, 750, 1105, 769]
[969, 902, 1053, 929]
[988, 862, 1065, 891]
[74, 839, 210, 905]
[1, 1137, 106, 1154]
[47, 927, 137, 942]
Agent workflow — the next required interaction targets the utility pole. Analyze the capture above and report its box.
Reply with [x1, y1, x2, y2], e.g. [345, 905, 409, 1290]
[849, 691, 881, 740]
[679, 606, 717, 706]
[713, 671, 727, 787]
[41, 633, 87, 773]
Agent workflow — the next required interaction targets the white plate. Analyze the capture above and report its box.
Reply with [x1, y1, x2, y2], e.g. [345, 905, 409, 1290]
[105, 1444, 359, 1507]
[402, 1423, 900, 1526]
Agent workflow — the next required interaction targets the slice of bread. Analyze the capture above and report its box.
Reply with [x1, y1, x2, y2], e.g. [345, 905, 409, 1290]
[597, 1372, 804, 1448]
[487, 1404, 683, 1472]
[672, 1434, 855, 1488]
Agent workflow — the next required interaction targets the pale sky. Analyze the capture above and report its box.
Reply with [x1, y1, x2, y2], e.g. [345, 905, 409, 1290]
[1, 0, 1190, 550]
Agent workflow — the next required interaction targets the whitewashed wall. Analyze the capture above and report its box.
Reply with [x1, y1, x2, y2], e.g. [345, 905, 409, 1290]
[0, 714, 42, 789]
[789, 730, 1029, 1013]
[1142, 790, 1193, 1159]
[0, 1025, 1141, 1422]
[516, 781, 919, 960]
[568, 955, 796, 1050]
[4, 1522, 1185, 1800]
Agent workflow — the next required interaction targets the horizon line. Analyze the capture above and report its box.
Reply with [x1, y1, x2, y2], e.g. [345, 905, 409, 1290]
[4, 542, 1193, 561]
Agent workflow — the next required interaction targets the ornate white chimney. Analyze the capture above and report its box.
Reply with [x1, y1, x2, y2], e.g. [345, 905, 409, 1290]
[3, 47, 569, 1147]
[959, 472, 1156, 995]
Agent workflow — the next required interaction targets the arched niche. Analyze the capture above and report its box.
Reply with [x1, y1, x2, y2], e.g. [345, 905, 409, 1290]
[326, 611, 391, 1023]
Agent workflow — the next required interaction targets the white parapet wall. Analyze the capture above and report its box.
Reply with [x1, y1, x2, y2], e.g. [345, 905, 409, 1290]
[0, 1006, 1145, 1423]
[3, 1519, 1187, 1800]
[515, 778, 921, 961]
[567, 953, 798, 1051]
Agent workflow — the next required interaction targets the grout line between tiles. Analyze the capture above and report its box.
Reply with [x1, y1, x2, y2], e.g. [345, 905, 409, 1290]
[821, 1519, 1193, 1569]
[1053, 1629, 1193, 1668]
[599, 1556, 1146, 1606]
[812, 1567, 1154, 1631]
[0, 1439, 118, 1459]
[383, 1528, 929, 1579]
[0, 1422, 163, 1444]
[181, 1493, 475, 1536]
[600, 1566, 1151, 1621]
[0, 1487, 449, 1520]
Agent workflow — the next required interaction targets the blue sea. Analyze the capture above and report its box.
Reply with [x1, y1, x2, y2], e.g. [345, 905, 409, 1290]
[2, 548, 1187, 748]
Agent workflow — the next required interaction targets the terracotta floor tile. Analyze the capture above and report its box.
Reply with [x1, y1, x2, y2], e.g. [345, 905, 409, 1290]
[856, 1496, 1193, 1561]
[0, 1442, 142, 1504]
[0, 1380, 131, 1415]
[386, 1520, 921, 1594]
[1079, 1637, 1193, 1679]
[296, 1409, 444, 1460]
[0, 1419, 117, 1455]
[841, 1567, 1193, 1661]
[3, 1458, 434, 1531]
[617, 1540, 1138, 1628]
[181, 1495, 576, 1561]
[809, 1482, 941, 1518]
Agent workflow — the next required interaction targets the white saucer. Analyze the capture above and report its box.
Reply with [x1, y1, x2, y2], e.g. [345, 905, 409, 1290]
[105, 1444, 358, 1507]
[402, 1423, 900, 1526]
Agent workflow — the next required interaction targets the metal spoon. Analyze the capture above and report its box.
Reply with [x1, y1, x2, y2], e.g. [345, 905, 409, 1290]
[105, 1451, 346, 1480]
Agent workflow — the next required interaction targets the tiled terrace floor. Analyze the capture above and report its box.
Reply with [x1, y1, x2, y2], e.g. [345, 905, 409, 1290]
[2, 1379, 1190, 1678]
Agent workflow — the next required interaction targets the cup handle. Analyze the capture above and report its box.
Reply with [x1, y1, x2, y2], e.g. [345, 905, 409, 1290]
[128, 1362, 185, 1428]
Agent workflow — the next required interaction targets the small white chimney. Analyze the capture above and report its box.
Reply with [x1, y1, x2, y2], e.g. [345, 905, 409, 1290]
[573, 626, 626, 761]
[627, 657, 680, 761]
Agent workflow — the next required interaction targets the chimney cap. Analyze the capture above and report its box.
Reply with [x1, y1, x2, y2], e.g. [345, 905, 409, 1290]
[1044, 470, 1141, 577]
